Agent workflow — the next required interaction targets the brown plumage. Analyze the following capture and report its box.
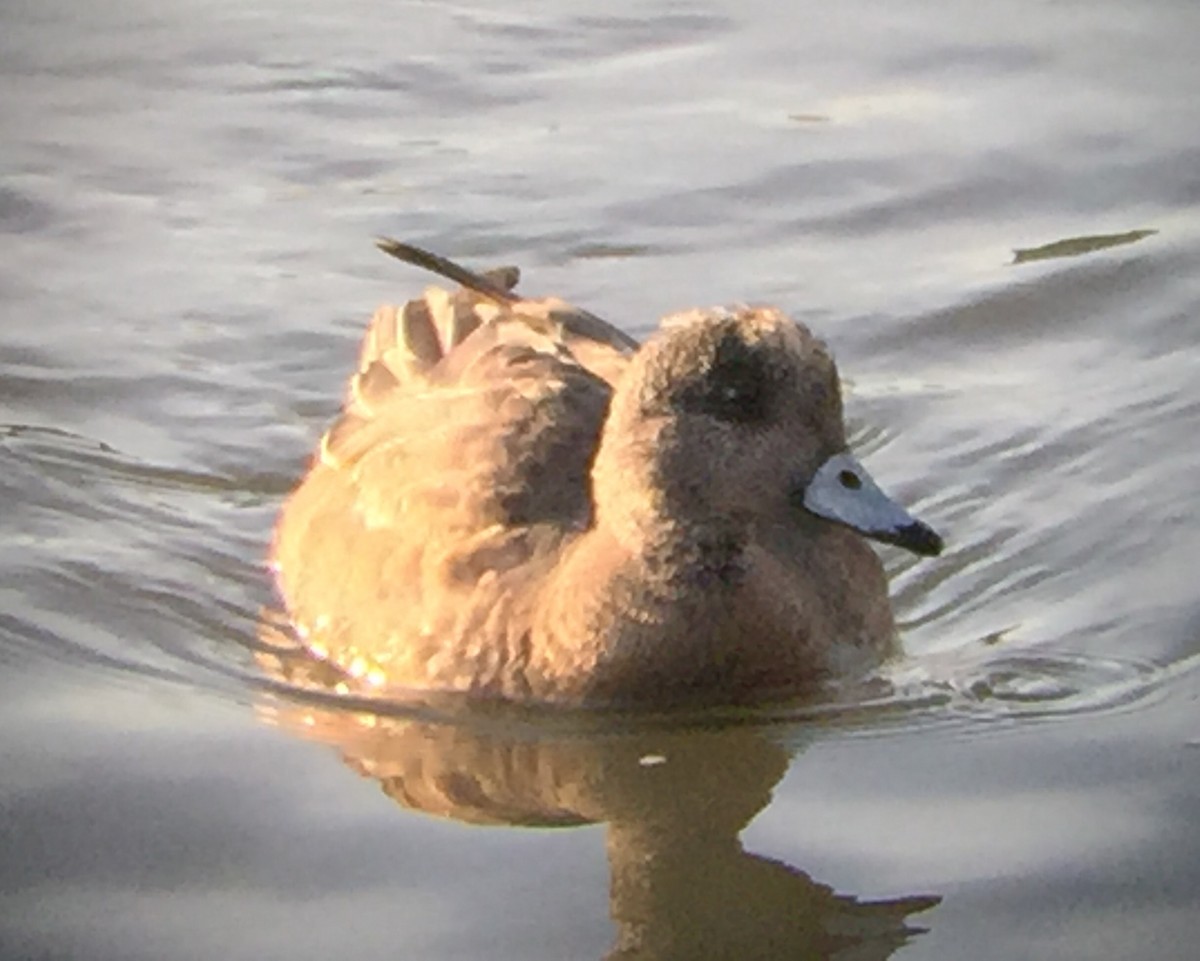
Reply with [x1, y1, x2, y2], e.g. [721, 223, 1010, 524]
[270, 240, 942, 707]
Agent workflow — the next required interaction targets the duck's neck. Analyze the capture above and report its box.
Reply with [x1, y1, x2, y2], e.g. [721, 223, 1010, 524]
[526, 432, 755, 704]
[590, 418, 746, 566]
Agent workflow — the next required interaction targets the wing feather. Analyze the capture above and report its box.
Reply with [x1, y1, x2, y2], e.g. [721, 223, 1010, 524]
[274, 265, 628, 689]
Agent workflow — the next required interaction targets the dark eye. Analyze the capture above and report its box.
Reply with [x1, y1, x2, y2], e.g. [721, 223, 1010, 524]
[838, 469, 861, 490]
[678, 330, 773, 424]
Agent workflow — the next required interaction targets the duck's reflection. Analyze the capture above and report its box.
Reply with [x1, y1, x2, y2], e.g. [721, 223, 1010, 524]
[258, 648, 938, 960]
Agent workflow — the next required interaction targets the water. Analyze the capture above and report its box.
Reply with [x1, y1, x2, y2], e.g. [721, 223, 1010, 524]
[3, 0, 1199, 957]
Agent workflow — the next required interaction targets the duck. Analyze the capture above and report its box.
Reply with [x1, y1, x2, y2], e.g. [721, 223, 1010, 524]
[269, 239, 942, 707]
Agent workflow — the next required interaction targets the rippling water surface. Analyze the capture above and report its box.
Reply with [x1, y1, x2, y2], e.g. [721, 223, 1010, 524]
[4, 0, 1200, 958]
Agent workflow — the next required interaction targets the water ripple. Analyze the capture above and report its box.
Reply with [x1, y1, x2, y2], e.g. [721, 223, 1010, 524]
[0, 423, 277, 698]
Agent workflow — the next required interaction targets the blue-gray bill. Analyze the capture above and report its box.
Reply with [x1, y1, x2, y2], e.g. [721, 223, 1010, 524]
[802, 452, 943, 558]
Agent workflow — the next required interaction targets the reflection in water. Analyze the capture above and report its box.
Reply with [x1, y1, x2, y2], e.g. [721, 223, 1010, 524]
[258, 646, 939, 960]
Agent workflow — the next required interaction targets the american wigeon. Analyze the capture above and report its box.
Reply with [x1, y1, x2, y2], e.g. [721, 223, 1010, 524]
[270, 240, 942, 706]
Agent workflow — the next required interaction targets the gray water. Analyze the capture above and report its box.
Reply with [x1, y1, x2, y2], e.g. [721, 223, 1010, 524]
[3, 0, 1200, 958]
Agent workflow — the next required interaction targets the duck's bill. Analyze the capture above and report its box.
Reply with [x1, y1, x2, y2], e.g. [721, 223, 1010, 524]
[802, 453, 943, 557]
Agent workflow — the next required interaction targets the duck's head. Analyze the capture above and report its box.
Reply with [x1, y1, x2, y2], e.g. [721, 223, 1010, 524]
[594, 306, 942, 558]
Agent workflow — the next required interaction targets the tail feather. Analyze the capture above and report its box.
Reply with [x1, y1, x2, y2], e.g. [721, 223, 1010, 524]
[318, 240, 636, 469]
[374, 237, 521, 304]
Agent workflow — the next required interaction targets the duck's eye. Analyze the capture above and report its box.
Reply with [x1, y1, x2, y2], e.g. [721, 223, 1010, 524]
[838, 469, 861, 490]
[678, 329, 773, 424]
[683, 369, 769, 424]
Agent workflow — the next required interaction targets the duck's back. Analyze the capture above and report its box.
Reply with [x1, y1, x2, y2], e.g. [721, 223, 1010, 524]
[271, 284, 621, 695]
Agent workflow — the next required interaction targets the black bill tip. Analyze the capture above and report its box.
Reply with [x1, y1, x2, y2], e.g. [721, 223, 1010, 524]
[876, 520, 944, 558]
